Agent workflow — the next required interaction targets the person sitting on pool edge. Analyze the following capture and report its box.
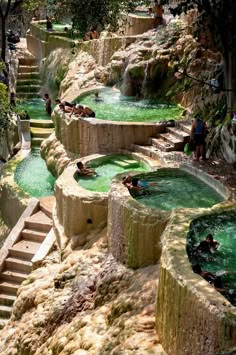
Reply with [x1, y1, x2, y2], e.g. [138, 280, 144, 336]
[59, 103, 72, 114]
[70, 104, 95, 118]
[76, 162, 96, 176]
[196, 234, 219, 254]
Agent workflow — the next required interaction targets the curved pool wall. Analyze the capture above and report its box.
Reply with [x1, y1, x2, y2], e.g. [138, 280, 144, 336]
[52, 105, 165, 156]
[0, 151, 31, 228]
[53, 153, 154, 249]
[156, 203, 236, 355]
[107, 166, 229, 269]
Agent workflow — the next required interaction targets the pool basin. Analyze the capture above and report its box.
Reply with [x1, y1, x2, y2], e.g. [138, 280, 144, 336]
[14, 149, 56, 198]
[75, 87, 183, 122]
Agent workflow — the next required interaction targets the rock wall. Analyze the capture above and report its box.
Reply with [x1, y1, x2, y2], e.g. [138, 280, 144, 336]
[156, 204, 236, 355]
[0, 152, 30, 228]
[108, 175, 170, 268]
[54, 158, 108, 249]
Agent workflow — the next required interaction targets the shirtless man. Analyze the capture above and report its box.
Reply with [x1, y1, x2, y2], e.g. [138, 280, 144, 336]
[71, 104, 95, 117]
[76, 162, 95, 176]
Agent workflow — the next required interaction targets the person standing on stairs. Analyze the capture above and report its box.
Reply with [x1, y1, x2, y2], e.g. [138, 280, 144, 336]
[44, 93, 52, 116]
[190, 114, 207, 161]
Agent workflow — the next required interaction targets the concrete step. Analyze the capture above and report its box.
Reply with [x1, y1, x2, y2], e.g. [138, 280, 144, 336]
[9, 239, 42, 261]
[5, 257, 32, 273]
[132, 144, 158, 157]
[0, 269, 28, 284]
[25, 211, 52, 232]
[177, 121, 193, 135]
[149, 137, 174, 152]
[0, 318, 8, 329]
[30, 127, 54, 138]
[21, 229, 47, 243]
[0, 305, 12, 318]
[0, 281, 20, 295]
[0, 293, 16, 306]
[30, 119, 54, 128]
[39, 196, 55, 219]
[17, 72, 40, 80]
[158, 133, 184, 150]
[16, 84, 41, 93]
[17, 79, 41, 86]
[18, 65, 38, 74]
[167, 127, 190, 142]
[19, 58, 38, 66]
[31, 138, 43, 147]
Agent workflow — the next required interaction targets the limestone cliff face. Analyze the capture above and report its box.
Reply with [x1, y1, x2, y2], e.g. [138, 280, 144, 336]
[0, 233, 165, 354]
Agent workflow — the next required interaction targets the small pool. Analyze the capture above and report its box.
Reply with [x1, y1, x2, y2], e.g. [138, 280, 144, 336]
[18, 98, 53, 120]
[39, 22, 72, 32]
[131, 169, 224, 210]
[15, 149, 56, 198]
[187, 212, 236, 306]
[75, 88, 183, 122]
[76, 155, 149, 192]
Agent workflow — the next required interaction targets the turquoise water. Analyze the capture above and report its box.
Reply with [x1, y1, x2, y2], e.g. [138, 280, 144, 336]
[76, 155, 149, 192]
[14, 149, 56, 198]
[75, 88, 183, 122]
[18, 99, 52, 120]
[132, 169, 224, 210]
[187, 212, 236, 306]
[39, 22, 72, 31]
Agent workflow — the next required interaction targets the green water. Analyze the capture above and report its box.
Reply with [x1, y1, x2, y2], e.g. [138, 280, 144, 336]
[187, 212, 236, 306]
[14, 149, 56, 198]
[75, 88, 183, 122]
[18, 99, 52, 120]
[132, 169, 223, 210]
[76, 155, 149, 192]
[39, 22, 72, 31]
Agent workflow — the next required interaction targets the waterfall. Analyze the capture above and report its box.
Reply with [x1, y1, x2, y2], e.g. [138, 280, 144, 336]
[141, 61, 149, 98]
[220, 125, 236, 163]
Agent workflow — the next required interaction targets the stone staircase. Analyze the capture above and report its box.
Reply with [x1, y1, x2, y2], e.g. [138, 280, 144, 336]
[30, 120, 54, 147]
[16, 57, 41, 99]
[0, 197, 54, 328]
[132, 121, 192, 159]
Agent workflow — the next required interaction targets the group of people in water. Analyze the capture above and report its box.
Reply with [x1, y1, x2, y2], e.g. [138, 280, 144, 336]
[192, 234, 235, 298]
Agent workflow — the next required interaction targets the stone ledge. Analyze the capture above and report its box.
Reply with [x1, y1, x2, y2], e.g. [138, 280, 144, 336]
[156, 203, 236, 355]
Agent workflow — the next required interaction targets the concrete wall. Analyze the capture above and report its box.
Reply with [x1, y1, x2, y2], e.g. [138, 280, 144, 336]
[52, 107, 164, 156]
[156, 204, 236, 355]
[120, 14, 154, 36]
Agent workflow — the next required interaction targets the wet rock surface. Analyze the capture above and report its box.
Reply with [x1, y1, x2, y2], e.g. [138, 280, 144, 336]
[0, 231, 165, 354]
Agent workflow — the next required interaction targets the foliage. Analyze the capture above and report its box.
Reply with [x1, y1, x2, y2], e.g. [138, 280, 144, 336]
[46, 0, 133, 36]
[22, 0, 47, 12]
[0, 83, 11, 139]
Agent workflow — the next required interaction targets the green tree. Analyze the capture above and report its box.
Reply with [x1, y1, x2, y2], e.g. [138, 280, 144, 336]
[0, 0, 11, 62]
[48, 0, 133, 36]
[160, 0, 236, 111]
[0, 82, 13, 159]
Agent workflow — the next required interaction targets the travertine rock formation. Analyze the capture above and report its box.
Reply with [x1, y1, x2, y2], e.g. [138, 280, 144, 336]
[0, 233, 165, 354]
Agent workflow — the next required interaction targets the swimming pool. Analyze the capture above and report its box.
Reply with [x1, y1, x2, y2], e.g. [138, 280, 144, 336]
[76, 155, 150, 192]
[187, 212, 236, 306]
[75, 87, 183, 122]
[14, 149, 56, 198]
[131, 169, 224, 210]
[18, 98, 53, 120]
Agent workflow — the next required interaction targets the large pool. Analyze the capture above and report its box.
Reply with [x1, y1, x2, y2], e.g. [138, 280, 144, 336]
[14, 149, 56, 198]
[187, 212, 236, 306]
[76, 155, 149, 192]
[75, 88, 183, 122]
[131, 169, 224, 210]
[18, 98, 52, 120]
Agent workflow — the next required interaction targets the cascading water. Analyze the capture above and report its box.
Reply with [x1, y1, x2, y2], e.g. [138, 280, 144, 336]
[141, 61, 149, 98]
